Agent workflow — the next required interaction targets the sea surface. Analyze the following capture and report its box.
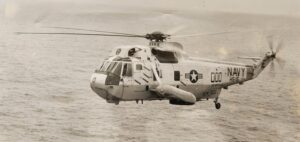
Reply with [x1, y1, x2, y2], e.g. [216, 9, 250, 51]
[0, 1, 300, 142]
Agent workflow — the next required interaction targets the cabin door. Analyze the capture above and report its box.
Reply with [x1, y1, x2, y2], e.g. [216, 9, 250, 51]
[121, 63, 133, 99]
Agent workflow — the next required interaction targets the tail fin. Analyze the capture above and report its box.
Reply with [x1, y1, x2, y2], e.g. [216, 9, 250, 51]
[250, 52, 276, 78]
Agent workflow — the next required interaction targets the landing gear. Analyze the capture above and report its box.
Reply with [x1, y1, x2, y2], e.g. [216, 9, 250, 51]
[215, 102, 221, 109]
[136, 100, 144, 104]
[214, 97, 221, 109]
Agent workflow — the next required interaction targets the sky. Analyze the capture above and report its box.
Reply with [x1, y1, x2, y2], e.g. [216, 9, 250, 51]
[0, 0, 300, 18]
[117, 0, 300, 15]
[204, 0, 300, 15]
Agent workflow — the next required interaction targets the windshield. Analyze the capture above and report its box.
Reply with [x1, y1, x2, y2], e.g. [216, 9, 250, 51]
[99, 61, 110, 72]
[108, 62, 122, 76]
[96, 61, 133, 85]
[96, 61, 131, 77]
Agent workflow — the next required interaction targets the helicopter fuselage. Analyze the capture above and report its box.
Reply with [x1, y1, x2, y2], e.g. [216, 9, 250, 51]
[89, 43, 265, 105]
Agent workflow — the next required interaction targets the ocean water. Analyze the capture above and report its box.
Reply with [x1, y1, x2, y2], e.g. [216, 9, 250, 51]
[0, 1, 300, 142]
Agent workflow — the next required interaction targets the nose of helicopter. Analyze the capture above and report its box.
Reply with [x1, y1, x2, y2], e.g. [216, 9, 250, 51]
[90, 73, 123, 103]
[90, 73, 108, 99]
[90, 73, 107, 87]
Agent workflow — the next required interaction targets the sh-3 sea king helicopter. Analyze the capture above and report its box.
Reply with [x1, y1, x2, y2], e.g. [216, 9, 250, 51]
[17, 27, 285, 109]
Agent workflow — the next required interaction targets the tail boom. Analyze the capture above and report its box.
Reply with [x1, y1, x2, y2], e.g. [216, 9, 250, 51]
[249, 52, 275, 79]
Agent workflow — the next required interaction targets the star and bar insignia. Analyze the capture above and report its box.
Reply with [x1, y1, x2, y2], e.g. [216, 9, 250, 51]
[189, 70, 198, 83]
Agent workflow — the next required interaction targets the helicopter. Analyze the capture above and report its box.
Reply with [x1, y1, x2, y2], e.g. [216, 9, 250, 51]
[17, 27, 285, 109]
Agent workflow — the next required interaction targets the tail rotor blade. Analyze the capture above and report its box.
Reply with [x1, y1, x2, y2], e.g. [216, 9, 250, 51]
[269, 61, 276, 77]
[270, 61, 275, 72]
[276, 40, 284, 54]
[267, 36, 274, 53]
[276, 57, 286, 69]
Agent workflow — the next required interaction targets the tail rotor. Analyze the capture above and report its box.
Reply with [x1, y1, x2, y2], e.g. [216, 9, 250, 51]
[267, 36, 286, 74]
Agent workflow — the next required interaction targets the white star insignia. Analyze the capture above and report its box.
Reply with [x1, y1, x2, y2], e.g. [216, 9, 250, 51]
[191, 71, 197, 81]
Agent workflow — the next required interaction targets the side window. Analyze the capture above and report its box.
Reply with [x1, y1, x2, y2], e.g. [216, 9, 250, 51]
[174, 71, 180, 81]
[136, 64, 143, 70]
[122, 63, 132, 77]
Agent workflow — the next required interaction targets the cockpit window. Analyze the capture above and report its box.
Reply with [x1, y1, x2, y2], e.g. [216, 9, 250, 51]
[106, 62, 122, 76]
[97, 61, 132, 78]
[99, 61, 110, 72]
[107, 62, 117, 72]
[113, 63, 122, 76]
[122, 63, 132, 77]
[105, 62, 122, 85]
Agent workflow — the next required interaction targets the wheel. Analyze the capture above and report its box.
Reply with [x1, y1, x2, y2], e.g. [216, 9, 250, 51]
[215, 103, 221, 109]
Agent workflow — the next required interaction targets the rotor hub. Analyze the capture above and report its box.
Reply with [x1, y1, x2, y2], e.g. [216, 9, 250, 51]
[145, 31, 170, 42]
[270, 53, 276, 58]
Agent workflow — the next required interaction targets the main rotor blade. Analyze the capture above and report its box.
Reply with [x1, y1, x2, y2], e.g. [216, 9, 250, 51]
[44, 26, 143, 36]
[16, 32, 146, 38]
[166, 25, 186, 35]
[172, 31, 234, 38]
